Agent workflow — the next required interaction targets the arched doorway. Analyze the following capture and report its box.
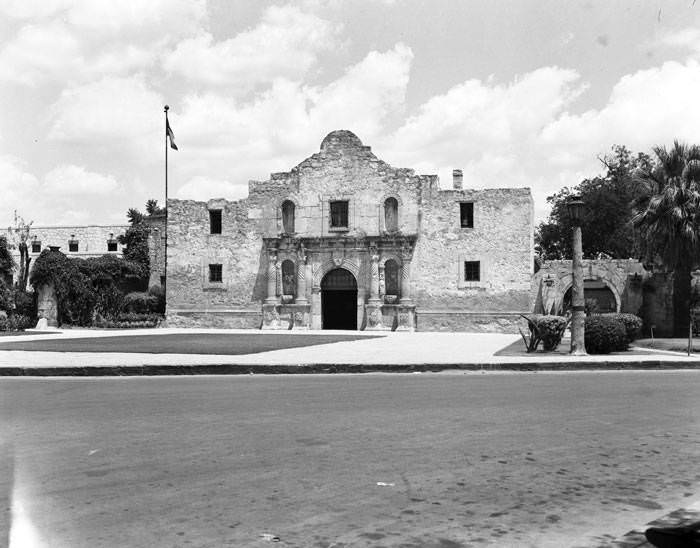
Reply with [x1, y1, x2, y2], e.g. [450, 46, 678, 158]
[321, 268, 358, 330]
[563, 279, 618, 314]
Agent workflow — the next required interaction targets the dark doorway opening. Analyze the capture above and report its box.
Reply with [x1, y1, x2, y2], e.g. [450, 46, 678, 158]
[321, 268, 358, 330]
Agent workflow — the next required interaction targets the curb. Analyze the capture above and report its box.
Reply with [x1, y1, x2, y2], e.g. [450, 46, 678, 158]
[2, 359, 700, 376]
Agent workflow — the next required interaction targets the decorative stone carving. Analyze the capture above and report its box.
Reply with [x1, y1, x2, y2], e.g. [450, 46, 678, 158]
[36, 283, 58, 327]
[265, 250, 278, 304]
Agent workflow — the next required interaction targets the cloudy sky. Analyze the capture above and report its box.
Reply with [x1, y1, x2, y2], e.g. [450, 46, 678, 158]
[2, 0, 700, 227]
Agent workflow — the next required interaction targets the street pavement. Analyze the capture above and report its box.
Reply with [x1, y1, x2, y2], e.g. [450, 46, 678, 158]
[2, 372, 700, 547]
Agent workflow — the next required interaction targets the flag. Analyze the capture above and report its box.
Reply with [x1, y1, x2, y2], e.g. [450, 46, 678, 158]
[166, 119, 178, 150]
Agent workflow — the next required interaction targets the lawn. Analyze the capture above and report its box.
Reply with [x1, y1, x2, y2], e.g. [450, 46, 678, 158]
[634, 337, 700, 354]
[0, 332, 382, 355]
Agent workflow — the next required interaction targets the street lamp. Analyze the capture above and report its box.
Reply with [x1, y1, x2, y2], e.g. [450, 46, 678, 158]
[567, 195, 586, 355]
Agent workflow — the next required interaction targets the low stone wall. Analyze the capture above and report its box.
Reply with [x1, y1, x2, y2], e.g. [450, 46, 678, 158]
[416, 310, 523, 333]
[166, 309, 261, 329]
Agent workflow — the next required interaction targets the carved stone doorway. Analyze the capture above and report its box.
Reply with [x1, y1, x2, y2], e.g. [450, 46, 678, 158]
[321, 268, 358, 330]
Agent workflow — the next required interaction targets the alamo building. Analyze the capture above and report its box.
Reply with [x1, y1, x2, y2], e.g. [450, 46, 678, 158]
[166, 130, 534, 332]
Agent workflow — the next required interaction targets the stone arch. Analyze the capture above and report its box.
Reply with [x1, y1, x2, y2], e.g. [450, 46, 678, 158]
[281, 259, 296, 296]
[562, 276, 621, 313]
[313, 258, 360, 288]
[378, 193, 403, 233]
[276, 195, 300, 234]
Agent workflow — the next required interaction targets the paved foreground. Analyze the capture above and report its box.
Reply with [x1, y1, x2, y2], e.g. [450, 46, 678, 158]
[2, 372, 700, 547]
[0, 329, 699, 374]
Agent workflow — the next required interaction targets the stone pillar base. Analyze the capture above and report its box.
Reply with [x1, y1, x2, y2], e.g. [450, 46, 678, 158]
[261, 304, 285, 330]
[365, 304, 390, 331]
[291, 306, 311, 330]
[395, 305, 416, 332]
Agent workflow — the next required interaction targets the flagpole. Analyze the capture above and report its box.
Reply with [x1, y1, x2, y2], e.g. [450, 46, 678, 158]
[164, 105, 169, 296]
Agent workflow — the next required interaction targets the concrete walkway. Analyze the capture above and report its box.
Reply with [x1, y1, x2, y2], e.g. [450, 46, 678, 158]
[0, 328, 699, 375]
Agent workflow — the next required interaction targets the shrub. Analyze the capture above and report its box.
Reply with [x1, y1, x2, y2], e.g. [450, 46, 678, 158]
[0, 314, 7, 331]
[7, 314, 34, 331]
[0, 279, 11, 311]
[537, 315, 568, 351]
[147, 285, 165, 314]
[519, 314, 569, 352]
[30, 249, 95, 326]
[608, 313, 643, 343]
[123, 291, 156, 314]
[12, 288, 36, 318]
[584, 315, 628, 354]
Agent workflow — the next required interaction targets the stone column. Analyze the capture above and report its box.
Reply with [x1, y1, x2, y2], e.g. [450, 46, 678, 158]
[369, 247, 380, 304]
[400, 243, 413, 305]
[296, 244, 308, 304]
[265, 250, 278, 304]
[570, 225, 586, 355]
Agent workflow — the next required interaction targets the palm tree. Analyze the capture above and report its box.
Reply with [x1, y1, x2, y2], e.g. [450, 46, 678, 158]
[632, 141, 700, 336]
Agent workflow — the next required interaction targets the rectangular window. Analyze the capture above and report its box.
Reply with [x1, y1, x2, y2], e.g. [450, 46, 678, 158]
[330, 201, 349, 228]
[209, 210, 222, 234]
[68, 241, 79, 252]
[31, 241, 41, 253]
[209, 264, 223, 283]
[107, 241, 118, 252]
[460, 202, 474, 228]
[464, 261, 480, 282]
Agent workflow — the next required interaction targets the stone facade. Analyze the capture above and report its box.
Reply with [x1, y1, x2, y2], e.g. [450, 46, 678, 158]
[533, 259, 700, 337]
[166, 130, 533, 332]
[143, 214, 166, 288]
[8, 224, 128, 285]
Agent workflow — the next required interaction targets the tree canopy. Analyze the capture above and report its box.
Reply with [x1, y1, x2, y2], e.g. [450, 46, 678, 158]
[536, 145, 652, 260]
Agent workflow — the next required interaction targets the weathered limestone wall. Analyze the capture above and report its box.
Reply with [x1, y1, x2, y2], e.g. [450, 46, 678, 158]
[166, 130, 534, 332]
[143, 215, 166, 288]
[165, 197, 265, 327]
[413, 187, 533, 332]
[251, 130, 425, 238]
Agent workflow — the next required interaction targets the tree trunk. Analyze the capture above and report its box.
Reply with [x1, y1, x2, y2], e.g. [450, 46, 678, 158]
[673, 262, 692, 337]
[17, 242, 28, 290]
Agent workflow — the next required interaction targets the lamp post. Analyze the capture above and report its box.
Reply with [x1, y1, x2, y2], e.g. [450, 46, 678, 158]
[567, 195, 587, 355]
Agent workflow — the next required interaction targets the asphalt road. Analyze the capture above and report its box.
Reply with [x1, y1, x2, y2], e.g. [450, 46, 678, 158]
[2, 372, 700, 548]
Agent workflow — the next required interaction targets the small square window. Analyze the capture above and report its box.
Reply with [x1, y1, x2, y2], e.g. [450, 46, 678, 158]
[68, 240, 79, 252]
[464, 261, 480, 282]
[209, 264, 223, 283]
[460, 202, 474, 228]
[31, 242, 41, 253]
[107, 240, 118, 252]
[209, 210, 222, 234]
[330, 201, 349, 229]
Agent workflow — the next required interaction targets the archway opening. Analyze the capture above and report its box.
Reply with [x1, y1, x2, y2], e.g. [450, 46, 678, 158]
[321, 268, 358, 330]
[564, 279, 617, 314]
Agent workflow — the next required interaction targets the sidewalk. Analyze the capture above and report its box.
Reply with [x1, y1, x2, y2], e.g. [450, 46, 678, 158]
[1, 328, 699, 376]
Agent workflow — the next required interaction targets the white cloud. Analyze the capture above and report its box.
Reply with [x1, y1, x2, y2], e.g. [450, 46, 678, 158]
[0, 0, 70, 19]
[163, 5, 341, 89]
[166, 43, 413, 198]
[656, 27, 700, 55]
[0, 0, 205, 86]
[175, 176, 248, 202]
[43, 164, 120, 195]
[48, 75, 164, 155]
[0, 22, 83, 86]
[0, 157, 126, 225]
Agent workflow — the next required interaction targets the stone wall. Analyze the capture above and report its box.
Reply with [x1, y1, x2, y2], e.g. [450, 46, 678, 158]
[413, 187, 533, 331]
[8, 224, 128, 285]
[143, 215, 166, 288]
[166, 130, 533, 332]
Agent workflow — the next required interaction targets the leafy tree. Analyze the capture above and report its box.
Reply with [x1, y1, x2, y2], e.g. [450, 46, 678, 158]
[0, 235, 14, 285]
[145, 199, 165, 216]
[127, 208, 144, 226]
[117, 224, 150, 275]
[536, 146, 652, 260]
[632, 141, 700, 337]
[7, 211, 33, 290]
